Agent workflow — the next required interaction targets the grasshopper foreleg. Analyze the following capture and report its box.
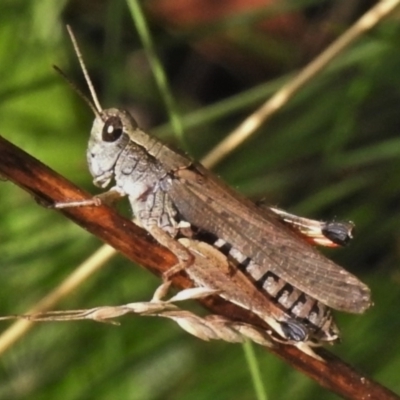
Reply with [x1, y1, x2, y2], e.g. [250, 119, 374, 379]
[52, 187, 125, 209]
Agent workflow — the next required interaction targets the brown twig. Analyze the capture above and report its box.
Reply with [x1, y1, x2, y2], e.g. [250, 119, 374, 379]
[0, 134, 398, 400]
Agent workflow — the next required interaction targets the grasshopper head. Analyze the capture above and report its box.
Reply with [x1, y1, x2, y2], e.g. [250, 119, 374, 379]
[87, 108, 136, 188]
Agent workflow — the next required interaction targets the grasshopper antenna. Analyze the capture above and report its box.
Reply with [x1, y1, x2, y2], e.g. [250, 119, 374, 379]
[66, 25, 103, 114]
[53, 25, 103, 118]
[53, 65, 101, 118]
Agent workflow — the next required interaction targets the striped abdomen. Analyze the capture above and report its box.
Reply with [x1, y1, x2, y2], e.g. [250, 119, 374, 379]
[194, 231, 340, 343]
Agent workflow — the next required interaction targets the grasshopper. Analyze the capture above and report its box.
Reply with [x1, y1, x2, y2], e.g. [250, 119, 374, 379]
[12, 27, 371, 359]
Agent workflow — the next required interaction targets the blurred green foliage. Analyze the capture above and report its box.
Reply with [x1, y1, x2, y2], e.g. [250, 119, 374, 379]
[1, 1, 400, 399]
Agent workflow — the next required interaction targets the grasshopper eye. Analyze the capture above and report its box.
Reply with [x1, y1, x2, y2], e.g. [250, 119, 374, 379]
[102, 116, 123, 142]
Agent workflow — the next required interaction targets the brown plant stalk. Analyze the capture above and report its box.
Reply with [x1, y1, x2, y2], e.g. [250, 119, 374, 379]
[0, 134, 398, 400]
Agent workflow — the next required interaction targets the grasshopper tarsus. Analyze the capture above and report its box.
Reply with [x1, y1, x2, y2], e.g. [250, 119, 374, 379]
[53, 198, 101, 209]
